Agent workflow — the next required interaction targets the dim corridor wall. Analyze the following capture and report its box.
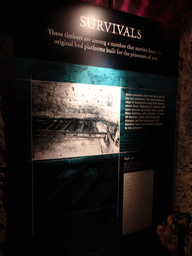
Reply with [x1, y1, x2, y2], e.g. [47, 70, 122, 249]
[173, 16, 192, 255]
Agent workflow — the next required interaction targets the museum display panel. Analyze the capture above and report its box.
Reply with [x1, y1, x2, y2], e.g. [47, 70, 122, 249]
[13, 2, 178, 255]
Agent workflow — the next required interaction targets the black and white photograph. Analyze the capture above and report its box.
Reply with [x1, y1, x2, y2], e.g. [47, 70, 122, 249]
[32, 81, 121, 160]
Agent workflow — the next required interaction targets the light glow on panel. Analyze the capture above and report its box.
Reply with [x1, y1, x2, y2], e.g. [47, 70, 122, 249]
[32, 81, 121, 160]
[70, 5, 110, 38]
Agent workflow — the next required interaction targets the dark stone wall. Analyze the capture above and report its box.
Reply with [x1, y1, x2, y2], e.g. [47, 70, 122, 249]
[0, 30, 13, 252]
[173, 23, 192, 215]
[172, 19, 192, 254]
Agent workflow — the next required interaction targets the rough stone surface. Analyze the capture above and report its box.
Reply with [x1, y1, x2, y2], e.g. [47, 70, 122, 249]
[173, 21, 192, 255]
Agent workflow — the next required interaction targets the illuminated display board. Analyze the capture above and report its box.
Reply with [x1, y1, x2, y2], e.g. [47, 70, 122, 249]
[14, 3, 178, 255]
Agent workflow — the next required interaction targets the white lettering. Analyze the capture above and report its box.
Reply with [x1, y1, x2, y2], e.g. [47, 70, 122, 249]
[123, 26, 130, 37]
[116, 24, 124, 35]
[104, 21, 112, 32]
[87, 18, 96, 29]
[97, 20, 104, 31]
[137, 30, 142, 39]
[80, 16, 142, 40]
[80, 16, 86, 27]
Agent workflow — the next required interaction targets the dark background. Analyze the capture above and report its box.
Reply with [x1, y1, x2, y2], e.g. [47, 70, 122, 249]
[1, 0, 191, 255]
[11, 2, 179, 75]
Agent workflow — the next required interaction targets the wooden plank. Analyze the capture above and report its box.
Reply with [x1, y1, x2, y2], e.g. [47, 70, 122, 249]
[33, 118, 111, 137]
[45, 120, 58, 130]
[52, 120, 64, 130]
[60, 119, 73, 131]
[67, 119, 78, 132]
